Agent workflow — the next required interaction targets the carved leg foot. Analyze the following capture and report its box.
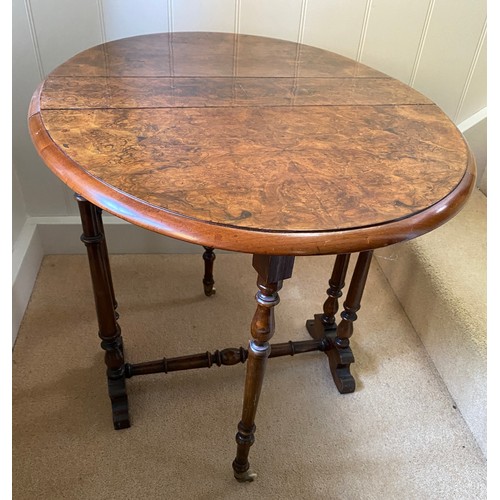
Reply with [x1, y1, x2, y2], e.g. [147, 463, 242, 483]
[305, 313, 336, 340]
[202, 246, 216, 296]
[232, 255, 294, 482]
[306, 313, 355, 394]
[307, 252, 372, 394]
[108, 375, 130, 430]
[76, 194, 130, 429]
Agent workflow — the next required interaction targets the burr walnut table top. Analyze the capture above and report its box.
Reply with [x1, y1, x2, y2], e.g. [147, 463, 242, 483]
[29, 32, 475, 255]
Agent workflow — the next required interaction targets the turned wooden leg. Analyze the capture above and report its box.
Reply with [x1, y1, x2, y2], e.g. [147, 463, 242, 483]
[232, 255, 295, 482]
[307, 251, 372, 394]
[306, 253, 351, 339]
[95, 207, 119, 321]
[75, 194, 130, 430]
[202, 246, 216, 296]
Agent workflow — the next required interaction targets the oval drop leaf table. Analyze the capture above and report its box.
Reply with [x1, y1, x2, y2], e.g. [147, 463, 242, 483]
[28, 32, 475, 483]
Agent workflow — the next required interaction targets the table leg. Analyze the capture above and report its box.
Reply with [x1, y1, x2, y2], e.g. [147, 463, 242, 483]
[232, 255, 294, 482]
[75, 194, 130, 430]
[202, 246, 216, 296]
[310, 253, 351, 335]
[306, 251, 373, 393]
[95, 207, 119, 320]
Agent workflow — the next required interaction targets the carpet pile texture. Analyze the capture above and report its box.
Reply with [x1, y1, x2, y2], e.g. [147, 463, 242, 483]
[13, 254, 486, 499]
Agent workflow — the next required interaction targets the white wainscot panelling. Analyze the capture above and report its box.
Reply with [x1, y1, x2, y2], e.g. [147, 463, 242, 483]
[172, 0, 236, 33]
[412, 0, 486, 121]
[302, 0, 368, 60]
[60, 183, 81, 216]
[457, 33, 486, 124]
[29, 0, 103, 75]
[462, 117, 487, 192]
[13, 123, 71, 217]
[101, 0, 169, 42]
[12, 167, 27, 247]
[13, 0, 73, 216]
[361, 0, 432, 83]
[240, 0, 304, 42]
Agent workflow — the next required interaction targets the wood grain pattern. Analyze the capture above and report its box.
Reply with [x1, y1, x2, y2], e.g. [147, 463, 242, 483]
[29, 32, 476, 255]
[49, 32, 384, 78]
[41, 76, 433, 109]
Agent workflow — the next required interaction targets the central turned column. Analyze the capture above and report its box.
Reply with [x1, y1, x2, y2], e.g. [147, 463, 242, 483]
[232, 255, 295, 482]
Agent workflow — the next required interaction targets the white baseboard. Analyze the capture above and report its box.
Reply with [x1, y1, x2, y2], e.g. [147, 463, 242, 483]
[12, 215, 216, 346]
[457, 107, 487, 134]
[12, 220, 44, 346]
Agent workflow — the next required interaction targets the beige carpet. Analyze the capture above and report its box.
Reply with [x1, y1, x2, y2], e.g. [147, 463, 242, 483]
[376, 188, 487, 454]
[13, 253, 486, 499]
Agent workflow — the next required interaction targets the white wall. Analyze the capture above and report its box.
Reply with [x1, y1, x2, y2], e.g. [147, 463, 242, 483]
[12, 167, 27, 247]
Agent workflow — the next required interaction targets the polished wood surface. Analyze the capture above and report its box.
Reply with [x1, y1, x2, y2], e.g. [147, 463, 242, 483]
[29, 32, 475, 254]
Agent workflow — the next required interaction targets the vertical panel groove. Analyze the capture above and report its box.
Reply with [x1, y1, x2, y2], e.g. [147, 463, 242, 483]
[97, 0, 107, 43]
[233, 0, 241, 77]
[234, 0, 241, 34]
[297, 0, 308, 44]
[167, 1, 174, 77]
[24, 0, 45, 79]
[167, 0, 174, 32]
[409, 0, 435, 87]
[356, 0, 373, 62]
[454, 19, 487, 122]
[291, 0, 308, 104]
